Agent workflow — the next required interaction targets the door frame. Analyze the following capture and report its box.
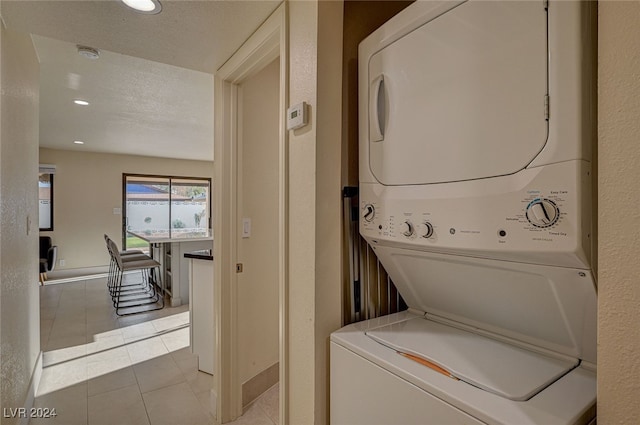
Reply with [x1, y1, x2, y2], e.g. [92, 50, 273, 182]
[213, 3, 288, 423]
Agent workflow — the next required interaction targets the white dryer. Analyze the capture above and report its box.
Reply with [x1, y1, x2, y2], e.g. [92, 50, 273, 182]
[331, 1, 596, 424]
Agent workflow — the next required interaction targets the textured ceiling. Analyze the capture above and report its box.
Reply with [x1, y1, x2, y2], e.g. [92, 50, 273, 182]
[0, 0, 281, 160]
[34, 35, 215, 160]
[1, 0, 281, 74]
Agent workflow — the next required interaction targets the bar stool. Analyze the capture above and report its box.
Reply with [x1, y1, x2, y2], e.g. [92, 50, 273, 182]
[106, 237, 164, 315]
[104, 235, 152, 297]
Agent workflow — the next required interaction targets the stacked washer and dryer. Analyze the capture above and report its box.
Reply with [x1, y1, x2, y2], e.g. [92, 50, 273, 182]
[330, 1, 596, 424]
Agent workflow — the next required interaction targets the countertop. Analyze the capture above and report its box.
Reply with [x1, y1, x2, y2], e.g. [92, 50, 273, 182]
[128, 229, 213, 244]
[184, 249, 213, 261]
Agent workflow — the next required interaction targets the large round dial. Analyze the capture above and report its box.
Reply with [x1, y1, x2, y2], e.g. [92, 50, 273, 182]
[399, 221, 414, 237]
[417, 222, 434, 238]
[362, 204, 375, 222]
[526, 198, 560, 228]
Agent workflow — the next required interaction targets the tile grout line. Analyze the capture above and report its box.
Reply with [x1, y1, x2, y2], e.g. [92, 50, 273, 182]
[42, 286, 63, 351]
[139, 383, 153, 425]
[257, 401, 277, 425]
[155, 321, 215, 423]
[184, 376, 213, 423]
[129, 361, 152, 423]
[260, 386, 279, 425]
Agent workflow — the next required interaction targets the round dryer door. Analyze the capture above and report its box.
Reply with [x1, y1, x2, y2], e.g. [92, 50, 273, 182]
[367, 1, 548, 186]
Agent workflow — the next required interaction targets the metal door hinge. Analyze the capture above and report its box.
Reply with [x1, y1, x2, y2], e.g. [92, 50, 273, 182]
[544, 94, 550, 120]
[236, 263, 243, 273]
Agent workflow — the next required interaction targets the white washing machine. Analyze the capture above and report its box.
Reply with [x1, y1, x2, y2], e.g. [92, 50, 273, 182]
[330, 1, 597, 424]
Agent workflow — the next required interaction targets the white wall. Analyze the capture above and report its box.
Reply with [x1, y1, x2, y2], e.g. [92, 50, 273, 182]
[237, 58, 280, 385]
[38, 148, 213, 270]
[287, 3, 318, 420]
[287, 1, 344, 423]
[0, 26, 41, 422]
[598, 1, 640, 421]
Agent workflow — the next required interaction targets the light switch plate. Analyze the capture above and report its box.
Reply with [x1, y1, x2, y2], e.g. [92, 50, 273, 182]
[242, 218, 251, 238]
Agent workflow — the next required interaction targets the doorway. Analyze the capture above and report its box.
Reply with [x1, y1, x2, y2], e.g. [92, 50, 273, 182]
[213, 4, 288, 423]
[236, 56, 280, 412]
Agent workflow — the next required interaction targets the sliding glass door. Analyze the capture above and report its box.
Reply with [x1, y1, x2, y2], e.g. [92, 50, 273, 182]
[170, 178, 211, 233]
[123, 174, 211, 250]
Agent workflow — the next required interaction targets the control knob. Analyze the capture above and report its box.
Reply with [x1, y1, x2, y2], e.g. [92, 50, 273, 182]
[526, 198, 560, 228]
[417, 222, 434, 238]
[399, 221, 414, 237]
[362, 204, 375, 222]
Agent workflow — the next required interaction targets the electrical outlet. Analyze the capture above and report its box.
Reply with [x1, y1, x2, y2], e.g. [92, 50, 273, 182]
[59, 259, 65, 267]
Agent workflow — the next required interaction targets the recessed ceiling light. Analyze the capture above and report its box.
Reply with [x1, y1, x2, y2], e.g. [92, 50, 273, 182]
[74, 100, 90, 106]
[122, 0, 162, 14]
[73, 140, 85, 145]
[77, 46, 100, 60]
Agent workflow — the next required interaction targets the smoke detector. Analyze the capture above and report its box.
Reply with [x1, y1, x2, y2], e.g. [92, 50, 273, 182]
[77, 46, 100, 60]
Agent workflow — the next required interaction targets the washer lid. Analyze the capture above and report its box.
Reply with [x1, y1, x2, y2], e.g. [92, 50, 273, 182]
[366, 317, 577, 401]
[367, 0, 548, 185]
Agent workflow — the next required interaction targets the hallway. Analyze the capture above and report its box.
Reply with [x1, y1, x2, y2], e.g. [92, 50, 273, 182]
[34, 277, 278, 425]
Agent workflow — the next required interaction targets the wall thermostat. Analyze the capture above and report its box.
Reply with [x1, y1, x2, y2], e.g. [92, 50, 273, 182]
[287, 102, 308, 130]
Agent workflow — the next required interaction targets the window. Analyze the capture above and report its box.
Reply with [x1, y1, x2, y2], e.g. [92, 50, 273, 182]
[39, 165, 55, 231]
[123, 174, 211, 249]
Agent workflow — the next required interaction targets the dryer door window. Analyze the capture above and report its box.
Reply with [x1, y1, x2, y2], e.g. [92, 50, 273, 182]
[368, 1, 548, 186]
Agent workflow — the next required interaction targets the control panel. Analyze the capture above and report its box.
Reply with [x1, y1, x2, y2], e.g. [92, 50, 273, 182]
[359, 161, 591, 268]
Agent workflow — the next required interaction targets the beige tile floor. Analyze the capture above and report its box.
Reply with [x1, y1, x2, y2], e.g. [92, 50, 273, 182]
[34, 276, 279, 425]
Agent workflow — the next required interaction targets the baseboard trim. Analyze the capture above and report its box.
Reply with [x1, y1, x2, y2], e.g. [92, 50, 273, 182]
[242, 362, 279, 408]
[19, 350, 43, 425]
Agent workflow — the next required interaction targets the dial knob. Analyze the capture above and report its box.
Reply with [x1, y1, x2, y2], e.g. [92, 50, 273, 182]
[362, 204, 375, 222]
[417, 222, 434, 238]
[526, 198, 560, 228]
[399, 221, 414, 237]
